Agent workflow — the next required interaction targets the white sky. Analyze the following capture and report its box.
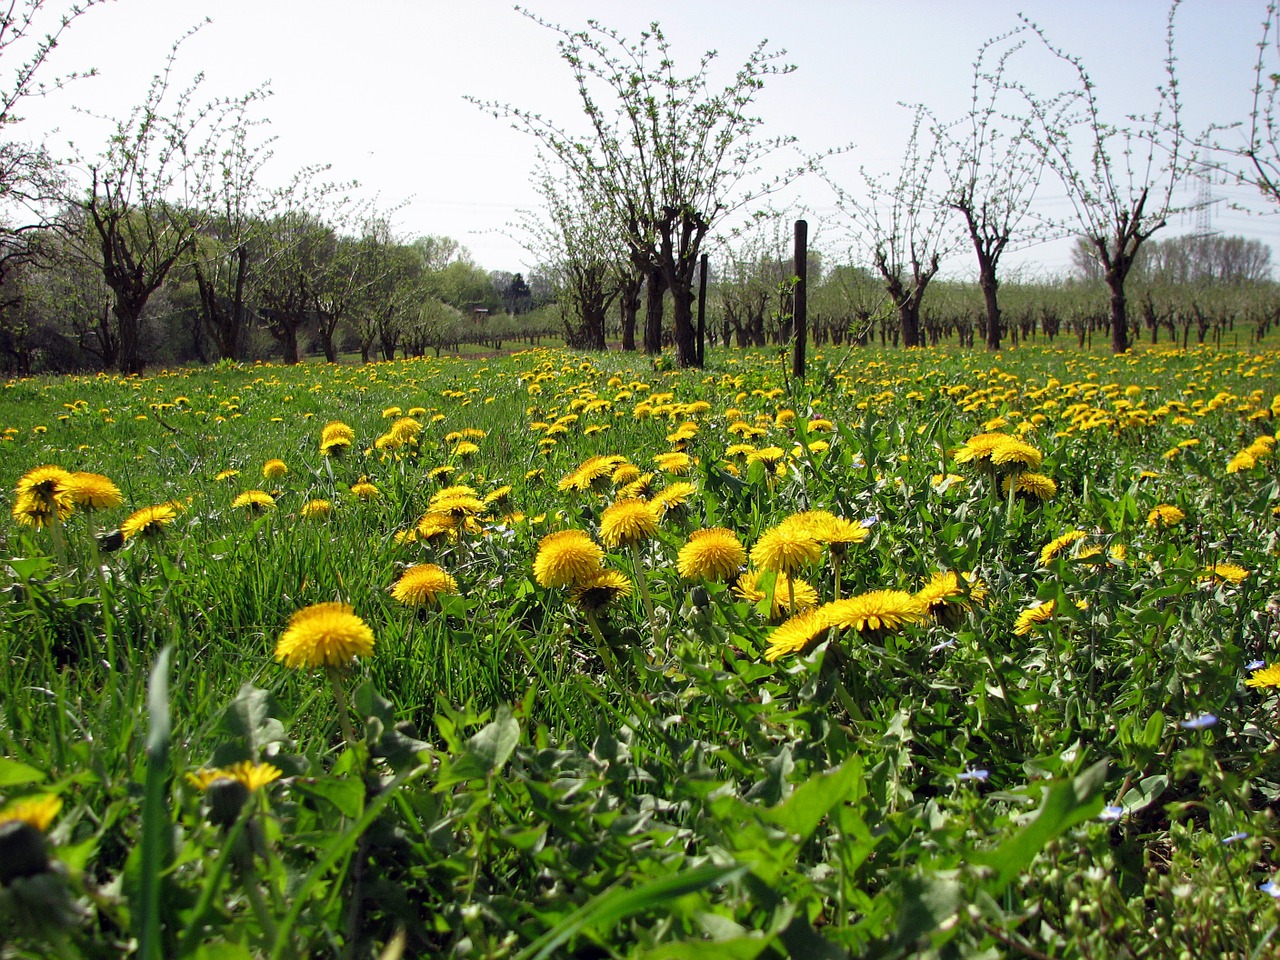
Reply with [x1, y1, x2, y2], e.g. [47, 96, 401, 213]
[15, 0, 1280, 279]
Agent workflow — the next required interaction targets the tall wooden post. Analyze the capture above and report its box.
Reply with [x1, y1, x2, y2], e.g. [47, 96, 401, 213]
[696, 253, 708, 367]
[792, 219, 808, 381]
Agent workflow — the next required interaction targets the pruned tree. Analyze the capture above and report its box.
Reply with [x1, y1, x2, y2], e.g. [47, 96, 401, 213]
[475, 12, 803, 367]
[932, 29, 1050, 351]
[1017, 3, 1196, 354]
[0, 0, 105, 289]
[519, 159, 626, 350]
[67, 25, 266, 373]
[829, 108, 956, 349]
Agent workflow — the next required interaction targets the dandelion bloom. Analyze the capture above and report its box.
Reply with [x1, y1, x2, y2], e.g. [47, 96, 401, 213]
[65, 472, 123, 510]
[611, 463, 641, 487]
[1227, 450, 1256, 474]
[452, 441, 480, 458]
[389, 417, 422, 444]
[0, 795, 61, 832]
[734, 570, 818, 617]
[559, 455, 626, 493]
[824, 590, 925, 636]
[1039, 530, 1089, 566]
[275, 602, 375, 669]
[952, 433, 1009, 467]
[678, 527, 747, 581]
[186, 761, 282, 793]
[653, 481, 697, 515]
[570, 569, 633, 611]
[215, 469, 241, 482]
[751, 522, 822, 576]
[300, 499, 332, 519]
[12, 491, 74, 528]
[533, 529, 604, 588]
[15, 464, 72, 503]
[429, 485, 485, 518]
[787, 510, 868, 554]
[1003, 472, 1057, 502]
[350, 482, 380, 501]
[121, 503, 178, 539]
[416, 511, 458, 542]
[232, 490, 276, 512]
[746, 446, 787, 469]
[599, 498, 661, 548]
[1201, 562, 1249, 585]
[1014, 600, 1056, 635]
[1147, 504, 1185, 528]
[1246, 664, 1280, 690]
[653, 451, 694, 475]
[391, 564, 458, 607]
[262, 459, 288, 480]
[763, 608, 832, 662]
[989, 438, 1043, 471]
[915, 571, 986, 624]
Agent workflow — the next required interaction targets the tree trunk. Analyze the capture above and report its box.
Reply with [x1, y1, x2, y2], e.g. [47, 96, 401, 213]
[115, 299, 145, 375]
[1106, 279, 1129, 353]
[643, 270, 665, 355]
[671, 284, 697, 367]
[619, 272, 641, 351]
[979, 262, 1001, 351]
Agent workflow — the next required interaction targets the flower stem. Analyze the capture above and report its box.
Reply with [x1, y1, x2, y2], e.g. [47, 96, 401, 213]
[326, 666, 357, 749]
[629, 540, 658, 647]
[584, 609, 621, 682]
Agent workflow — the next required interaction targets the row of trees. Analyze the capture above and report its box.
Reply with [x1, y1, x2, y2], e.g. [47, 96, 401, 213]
[2, 2, 1280, 374]
[488, 3, 1280, 363]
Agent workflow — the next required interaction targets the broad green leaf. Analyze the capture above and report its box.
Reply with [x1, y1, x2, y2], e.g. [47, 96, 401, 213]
[0, 758, 45, 786]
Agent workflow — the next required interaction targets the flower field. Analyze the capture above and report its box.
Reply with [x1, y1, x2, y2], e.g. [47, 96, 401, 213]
[2, 342, 1279, 958]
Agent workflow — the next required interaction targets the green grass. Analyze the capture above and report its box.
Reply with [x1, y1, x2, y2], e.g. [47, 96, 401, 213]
[0, 341, 1278, 958]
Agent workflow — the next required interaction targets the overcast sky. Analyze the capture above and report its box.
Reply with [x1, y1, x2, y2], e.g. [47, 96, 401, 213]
[16, 0, 1280, 279]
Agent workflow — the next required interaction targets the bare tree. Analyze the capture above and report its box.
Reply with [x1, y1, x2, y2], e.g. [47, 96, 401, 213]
[475, 13, 803, 367]
[932, 30, 1050, 351]
[1018, 4, 1196, 353]
[829, 109, 956, 349]
[68, 26, 266, 373]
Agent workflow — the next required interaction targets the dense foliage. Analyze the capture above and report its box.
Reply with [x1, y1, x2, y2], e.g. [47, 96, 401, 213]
[1, 340, 1279, 958]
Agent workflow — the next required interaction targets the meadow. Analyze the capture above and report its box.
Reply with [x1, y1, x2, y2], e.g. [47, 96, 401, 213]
[1, 341, 1278, 959]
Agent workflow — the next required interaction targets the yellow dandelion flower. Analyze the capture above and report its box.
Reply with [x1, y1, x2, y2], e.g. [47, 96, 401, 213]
[677, 527, 747, 581]
[599, 497, 660, 548]
[215, 469, 241, 481]
[15, 464, 72, 503]
[653, 451, 694, 475]
[733, 569, 818, 617]
[391, 563, 458, 607]
[1013, 600, 1056, 635]
[231, 490, 275, 512]
[1201, 562, 1249, 585]
[915, 571, 986, 624]
[1003, 472, 1057, 501]
[300, 499, 332, 519]
[274, 602, 375, 669]
[569, 569, 633, 611]
[823, 590, 925, 636]
[653, 481, 697, 515]
[186, 761, 283, 793]
[1227, 450, 1256, 473]
[0, 795, 61, 832]
[262, 459, 288, 480]
[533, 529, 604, 588]
[351, 482, 380, 501]
[1039, 530, 1088, 566]
[764, 608, 832, 662]
[751, 522, 822, 575]
[1146, 504, 1185, 528]
[65, 472, 123, 510]
[121, 503, 178, 539]
[1246, 664, 1280, 690]
[12, 490, 74, 528]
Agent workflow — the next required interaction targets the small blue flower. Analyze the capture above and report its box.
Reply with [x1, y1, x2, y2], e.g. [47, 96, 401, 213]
[958, 768, 990, 782]
[1248, 659, 1266, 671]
[860, 515, 878, 529]
[1222, 831, 1250, 845]
[1260, 879, 1280, 898]
[1179, 714, 1218, 730]
[1099, 805, 1125, 822]
[929, 638, 957, 653]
